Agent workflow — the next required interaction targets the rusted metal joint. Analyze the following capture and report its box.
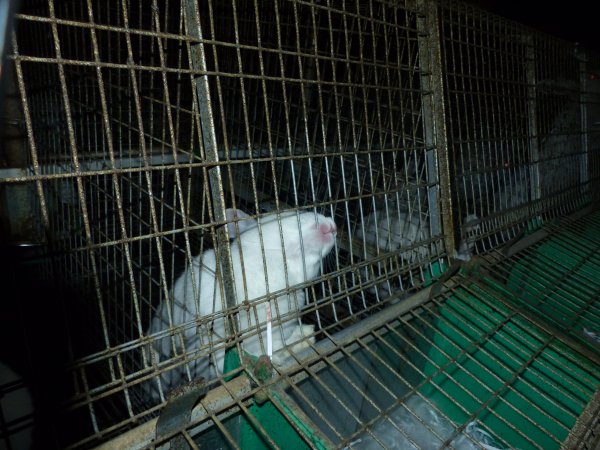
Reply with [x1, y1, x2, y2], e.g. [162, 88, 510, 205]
[241, 353, 274, 405]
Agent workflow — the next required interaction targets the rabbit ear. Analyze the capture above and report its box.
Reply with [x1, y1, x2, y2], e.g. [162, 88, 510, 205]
[225, 208, 256, 238]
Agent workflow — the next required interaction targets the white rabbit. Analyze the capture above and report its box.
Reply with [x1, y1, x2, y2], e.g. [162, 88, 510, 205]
[224, 207, 257, 239]
[356, 204, 481, 298]
[357, 207, 432, 264]
[144, 209, 337, 402]
[356, 204, 433, 299]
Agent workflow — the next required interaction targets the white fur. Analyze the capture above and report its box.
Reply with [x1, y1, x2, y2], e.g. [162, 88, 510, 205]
[356, 206, 432, 299]
[145, 210, 336, 402]
[224, 208, 257, 239]
[357, 208, 431, 264]
[356, 206, 480, 297]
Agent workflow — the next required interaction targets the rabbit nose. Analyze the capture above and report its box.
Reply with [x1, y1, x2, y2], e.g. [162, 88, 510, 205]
[319, 222, 336, 235]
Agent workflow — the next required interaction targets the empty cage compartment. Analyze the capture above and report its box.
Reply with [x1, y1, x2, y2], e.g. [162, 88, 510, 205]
[1, 0, 600, 449]
[490, 208, 600, 353]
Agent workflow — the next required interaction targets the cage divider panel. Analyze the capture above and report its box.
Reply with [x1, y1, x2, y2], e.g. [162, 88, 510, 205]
[579, 55, 591, 191]
[525, 35, 542, 208]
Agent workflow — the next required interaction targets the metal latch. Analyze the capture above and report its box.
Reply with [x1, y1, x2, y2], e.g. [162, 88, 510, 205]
[155, 378, 207, 449]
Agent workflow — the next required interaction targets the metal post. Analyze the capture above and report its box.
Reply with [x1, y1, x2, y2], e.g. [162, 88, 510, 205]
[414, 0, 454, 255]
[183, 1, 239, 338]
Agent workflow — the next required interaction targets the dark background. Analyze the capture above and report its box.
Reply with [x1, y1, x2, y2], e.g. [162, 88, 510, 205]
[465, 1, 599, 53]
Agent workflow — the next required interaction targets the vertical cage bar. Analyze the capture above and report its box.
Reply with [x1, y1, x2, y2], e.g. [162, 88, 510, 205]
[415, 0, 453, 253]
[183, 0, 238, 338]
[526, 36, 541, 204]
[11, 35, 50, 233]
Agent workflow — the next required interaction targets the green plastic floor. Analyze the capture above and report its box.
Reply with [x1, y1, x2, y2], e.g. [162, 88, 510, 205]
[505, 210, 600, 352]
[419, 209, 600, 449]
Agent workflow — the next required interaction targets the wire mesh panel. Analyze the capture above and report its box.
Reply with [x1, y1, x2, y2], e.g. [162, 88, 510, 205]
[482, 208, 600, 353]
[2, 0, 448, 446]
[144, 207, 598, 450]
[1, 0, 600, 449]
[440, 4, 531, 252]
[439, 3, 600, 254]
[282, 258, 599, 450]
[97, 207, 600, 450]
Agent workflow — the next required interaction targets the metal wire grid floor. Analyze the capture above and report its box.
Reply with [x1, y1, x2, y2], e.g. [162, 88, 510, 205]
[98, 206, 600, 450]
[476, 208, 600, 356]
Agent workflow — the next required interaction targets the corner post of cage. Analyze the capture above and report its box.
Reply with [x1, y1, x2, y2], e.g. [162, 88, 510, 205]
[524, 35, 541, 205]
[414, 0, 455, 256]
[182, 1, 239, 338]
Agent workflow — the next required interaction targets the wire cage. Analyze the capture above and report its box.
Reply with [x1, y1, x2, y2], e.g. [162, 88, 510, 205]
[441, 4, 600, 253]
[0, 0, 599, 449]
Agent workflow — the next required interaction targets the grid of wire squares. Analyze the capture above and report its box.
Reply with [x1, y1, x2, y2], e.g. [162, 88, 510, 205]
[99, 206, 600, 449]
[1, 0, 599, 448]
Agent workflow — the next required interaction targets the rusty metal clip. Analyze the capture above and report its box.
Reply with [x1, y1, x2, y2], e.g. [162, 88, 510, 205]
[155, 377, 207, 449]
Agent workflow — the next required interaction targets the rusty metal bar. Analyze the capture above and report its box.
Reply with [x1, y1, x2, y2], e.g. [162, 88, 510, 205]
[415, 0, 455, 256]
[182, 0, 239, 334]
